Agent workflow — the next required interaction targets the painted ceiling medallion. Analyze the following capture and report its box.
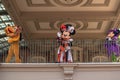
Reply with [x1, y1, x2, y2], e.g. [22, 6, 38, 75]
[53, 0, 83, 6]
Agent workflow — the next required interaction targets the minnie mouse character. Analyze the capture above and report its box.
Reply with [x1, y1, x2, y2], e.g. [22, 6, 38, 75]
[57, 24, 76, 63]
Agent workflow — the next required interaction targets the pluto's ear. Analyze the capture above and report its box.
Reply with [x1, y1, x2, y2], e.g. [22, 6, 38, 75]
[7, 24, 10, 26]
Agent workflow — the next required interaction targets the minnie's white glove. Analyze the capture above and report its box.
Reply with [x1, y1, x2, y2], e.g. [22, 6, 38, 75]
[106, 37, 112, 41]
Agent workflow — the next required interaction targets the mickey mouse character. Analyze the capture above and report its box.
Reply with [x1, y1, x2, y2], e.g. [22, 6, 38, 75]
[105, 28, 120, 62]
[57, 24, 75, 63]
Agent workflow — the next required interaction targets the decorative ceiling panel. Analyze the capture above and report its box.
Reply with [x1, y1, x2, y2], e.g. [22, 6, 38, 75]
[27, 0, 55, 7]
[92, 0, 105, 4]
[14, 0, 119, 11]
[31, 0, 47, 4]
[39, 22, 51, 29]
[2, 0, 120, 39]
[87, 22, 100, 29]
[84, 0, 110, 6]
[25, 20, 111, 34]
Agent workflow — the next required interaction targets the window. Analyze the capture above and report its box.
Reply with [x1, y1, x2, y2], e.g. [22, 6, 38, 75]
[0, 1, 15, 53]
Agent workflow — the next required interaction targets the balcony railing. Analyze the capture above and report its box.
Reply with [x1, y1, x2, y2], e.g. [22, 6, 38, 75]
[1, 39, 120, 63]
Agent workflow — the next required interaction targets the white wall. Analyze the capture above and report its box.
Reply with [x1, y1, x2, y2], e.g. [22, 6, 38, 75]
[0, 63, 120, 80]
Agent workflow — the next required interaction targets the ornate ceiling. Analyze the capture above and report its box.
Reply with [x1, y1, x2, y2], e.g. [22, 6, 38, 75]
[2, 0, 120, 40]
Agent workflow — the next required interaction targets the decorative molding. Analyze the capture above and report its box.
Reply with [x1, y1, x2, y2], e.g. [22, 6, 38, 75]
[60, 64, 76, 80]
[26, 0, 110, 7]
[34, 20, 41, 30]
[111, 14, 120, 28]
[52, 20, 102, 30]
[52, 20, 87, 30]
[1, 63, 120, 80]
[39, 22, 51, 29]
[26, 0, 55, 7]
[86, 21, 103, 30]
[32, 20, 103, 31]
[34, 21, 54, 30]
[64, 67, 73, 80]
[53, 0, 83, 7]
[83, 0, 110, 6]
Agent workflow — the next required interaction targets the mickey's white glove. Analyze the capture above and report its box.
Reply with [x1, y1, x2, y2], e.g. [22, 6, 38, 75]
[57, 32, 61, 37]
[65, 46, 70, 52]
[69, 39, 73, 42]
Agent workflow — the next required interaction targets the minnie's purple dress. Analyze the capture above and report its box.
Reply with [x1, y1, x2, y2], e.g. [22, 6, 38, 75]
[105, 36, 120, 56]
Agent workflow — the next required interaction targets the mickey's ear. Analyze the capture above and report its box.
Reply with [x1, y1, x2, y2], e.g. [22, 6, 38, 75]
[65, 24, 72, 27]
[68, 26, 75, 35]
[70, 30, 76, 35]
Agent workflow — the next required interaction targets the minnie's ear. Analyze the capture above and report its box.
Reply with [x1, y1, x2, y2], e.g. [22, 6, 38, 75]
[113, 28, 120, 36]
